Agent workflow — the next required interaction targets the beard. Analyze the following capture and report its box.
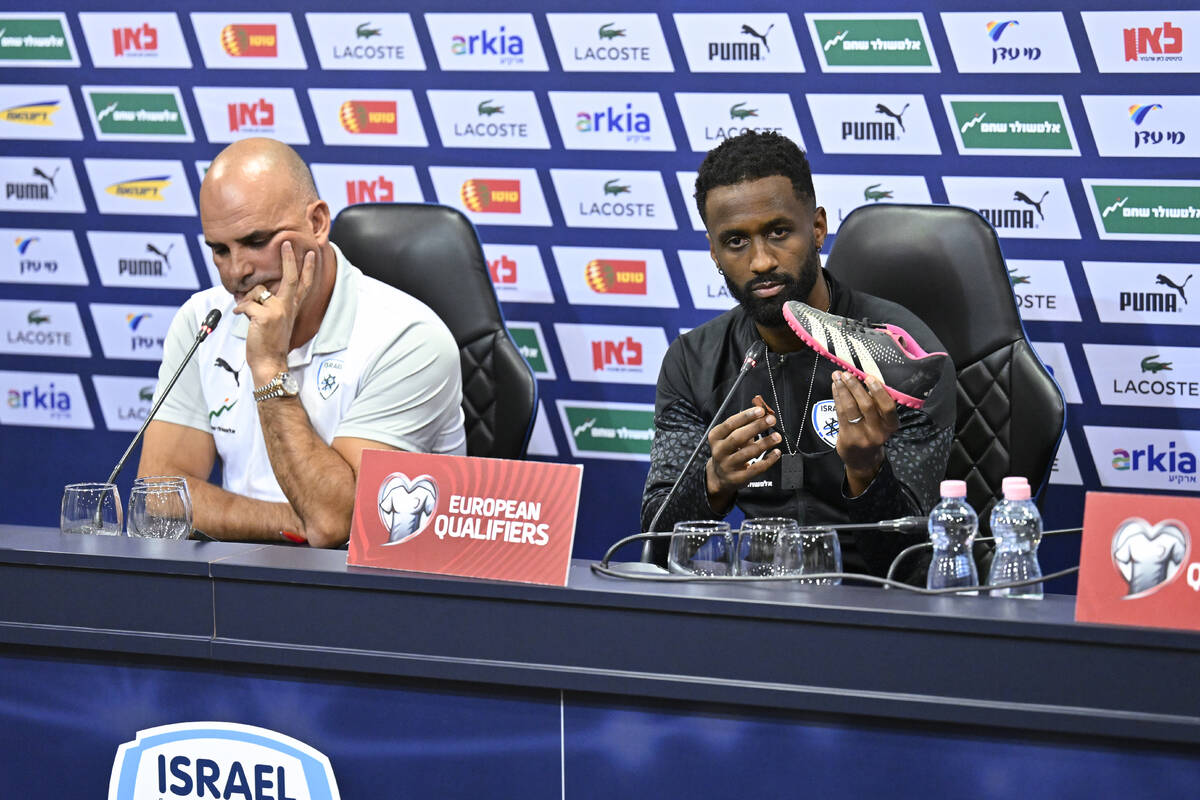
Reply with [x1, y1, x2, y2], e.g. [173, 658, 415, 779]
[724, 246, 822, 328]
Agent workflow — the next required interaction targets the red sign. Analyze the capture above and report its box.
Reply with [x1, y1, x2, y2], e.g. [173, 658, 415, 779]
[1076, 491, 1200, 633]
[228, 99, 274, 132]
[113, 24, 157, 56]
[348, 450, 583, 586]
[338, 101, 398, 134]
[592, 336, 643, 370]
[488, 254, 517, 284]
[584, 259, 647, 294]
[345, 175, 394, 204]
[460, 179, 521, 213]
[1123, 22, 1183, 62]
[220, 24, 277, 57]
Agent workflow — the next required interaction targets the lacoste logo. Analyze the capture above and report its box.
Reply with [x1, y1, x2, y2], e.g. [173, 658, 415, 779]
[1141, 355, 1172, 373]
[741, 23, 773, 53]
[598, 22, 625, 40]
[1101, 197, 1127, 217]
[146, 242, 173, 267]
[96, 101, 119, 123]
[1156, 273, 1192, 304]
[875, 103, 909, 132]
[356, 22, 381, 39]
[1008, 268, 1030, 285]
[961, 112, 987, 133]
[604, 178, 630, 196]
[729, 102, 757, 120]
[139, 385, 154, 402]
[477, 99, 503, 116]
[208, 398, 236, 421]
[214, 357, 240, 386]
[823, 30, 848, 51]
[573, 417, 596, 437]
[32, 166, 58, 192]
[1013, 190, 1049, 220]
[27, 309, 49, 325]
[863, 183, 892, 201]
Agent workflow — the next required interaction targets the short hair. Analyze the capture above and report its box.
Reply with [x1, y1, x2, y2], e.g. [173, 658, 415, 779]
[694, 131, 815, 225]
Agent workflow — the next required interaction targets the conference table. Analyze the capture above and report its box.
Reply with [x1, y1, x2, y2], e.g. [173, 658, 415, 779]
[0, 524, 1197, 797]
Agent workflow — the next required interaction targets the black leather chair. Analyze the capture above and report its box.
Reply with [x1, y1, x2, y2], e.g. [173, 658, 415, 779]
[825, 204, 1066, 524]
[331, 203, 537, 459]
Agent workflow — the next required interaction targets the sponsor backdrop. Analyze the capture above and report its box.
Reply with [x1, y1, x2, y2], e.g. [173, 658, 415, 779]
[1, 1, 1198, 579]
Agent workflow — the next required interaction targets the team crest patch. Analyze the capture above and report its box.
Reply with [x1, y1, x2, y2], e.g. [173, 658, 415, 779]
[812, 400, 839, 448]
[317, 358, 343, 400]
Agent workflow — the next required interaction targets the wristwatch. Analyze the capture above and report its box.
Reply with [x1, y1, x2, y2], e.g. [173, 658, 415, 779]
[253, 371, 300, 403]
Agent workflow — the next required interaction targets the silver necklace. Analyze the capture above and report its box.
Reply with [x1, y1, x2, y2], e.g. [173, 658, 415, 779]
[764, 348, 818, 455]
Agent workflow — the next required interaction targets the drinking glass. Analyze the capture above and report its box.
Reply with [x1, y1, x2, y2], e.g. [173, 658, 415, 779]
[775, 527, 843, 585]
[127, 477, 193, 540]
[737, 517, 800, 576]
[668, 520, 734, 576]
[61, 483, 123, 536]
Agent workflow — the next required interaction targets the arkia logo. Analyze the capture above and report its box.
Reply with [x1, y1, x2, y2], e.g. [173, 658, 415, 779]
[460, 178, 521, 213]
[1, 99, 60, 126]
[108, 721, 341, 800]
[6, 165, 58, 200]
[1123, 21, 1182, 63]
[378, 471, 438, 544]
[575, 103, 651, 136]
[112, 23, 157, 56]
[1111, 517, 1189, 597]
[451, 26, 523, 59]
[843, 103, 908, 141]
[488, 253, 517, 283]
[345, 175, 394, 204]
[338, 100, 397, 134]
[227, 98, 274, 132]
[585, 259, 646, 294]
[1112, 441, 1198, 485]
[220, 24, 277, 57]
[106, 176, 169, 201]
[709, 22, 772, 61]
[7, 383, 70, 413]
[1119, 273, 1191, 312]
[592, 336, 643, 370]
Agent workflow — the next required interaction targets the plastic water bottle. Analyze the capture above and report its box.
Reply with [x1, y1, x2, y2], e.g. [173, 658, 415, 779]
[986, 477, 1044, 599]
[926, 480, 979, 594]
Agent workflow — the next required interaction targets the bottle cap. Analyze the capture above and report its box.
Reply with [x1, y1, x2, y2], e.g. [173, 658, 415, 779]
[1002, 476, 1029, 492]
[940, 479, 967, 498]
[1003, 482, 1031, 501]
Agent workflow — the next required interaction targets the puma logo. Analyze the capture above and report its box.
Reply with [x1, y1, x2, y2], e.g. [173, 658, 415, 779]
[1156, 273, 1192, 305]
[146, 242, 173, 268]
[741, 23, 774, 53]
[1013, 190, 1050, 221]
[214, 357, 240, 386]
[875, 103, 910, 132]
[32, 166, 59, 192]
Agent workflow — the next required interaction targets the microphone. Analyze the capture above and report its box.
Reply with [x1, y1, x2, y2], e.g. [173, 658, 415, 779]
[104, 309, 221, 486]
[644, 341, 765, 540]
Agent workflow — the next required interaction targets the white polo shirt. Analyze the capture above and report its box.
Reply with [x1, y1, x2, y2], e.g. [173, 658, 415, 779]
[152, 243, 466, 503]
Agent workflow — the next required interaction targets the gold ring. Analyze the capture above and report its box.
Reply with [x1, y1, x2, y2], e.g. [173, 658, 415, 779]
[256, 289, 271, 304]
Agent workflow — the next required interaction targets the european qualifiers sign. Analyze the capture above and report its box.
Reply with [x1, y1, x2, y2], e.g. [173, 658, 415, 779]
[348, 450, 582, 586]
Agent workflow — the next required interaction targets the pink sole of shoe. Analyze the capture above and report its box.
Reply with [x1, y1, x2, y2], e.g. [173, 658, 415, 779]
[782, 303, 928, 410]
